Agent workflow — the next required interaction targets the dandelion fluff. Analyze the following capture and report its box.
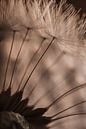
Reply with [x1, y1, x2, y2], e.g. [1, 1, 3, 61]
[0, 0, 86, 129]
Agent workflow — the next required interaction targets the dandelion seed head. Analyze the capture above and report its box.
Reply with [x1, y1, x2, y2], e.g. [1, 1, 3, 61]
[0, 0, 86, 129]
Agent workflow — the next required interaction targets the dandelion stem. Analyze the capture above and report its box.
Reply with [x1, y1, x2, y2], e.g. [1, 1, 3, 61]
[17, 38, 45, 91]
[8, 29, 29, 88]
[51, 113, 86, 122]
[22, 37, 55, 90]
[51, 100, 86, 118]
[47, 83, 86, 109]
[3, 31, 15, 90]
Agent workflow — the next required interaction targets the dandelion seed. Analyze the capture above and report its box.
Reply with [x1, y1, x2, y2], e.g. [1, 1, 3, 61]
[0, 0, 86, 129]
